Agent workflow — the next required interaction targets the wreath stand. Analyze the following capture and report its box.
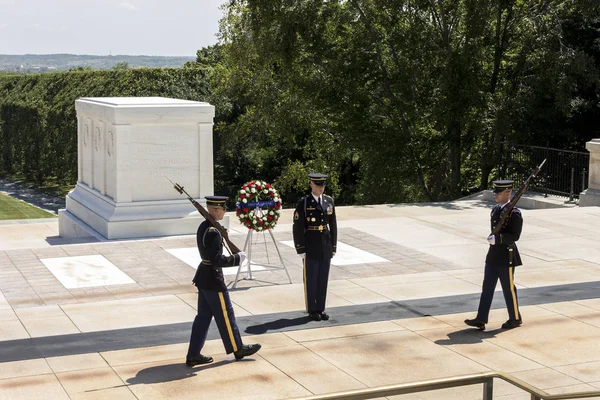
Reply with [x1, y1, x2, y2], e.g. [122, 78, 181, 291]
[229, 207, 292, 289]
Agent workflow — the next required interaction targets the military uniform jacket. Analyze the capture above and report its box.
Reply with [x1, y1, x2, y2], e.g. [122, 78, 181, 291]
[192, 220, 241, 292]
[292, 194, 337, 260]
[485, 204, 523, 268]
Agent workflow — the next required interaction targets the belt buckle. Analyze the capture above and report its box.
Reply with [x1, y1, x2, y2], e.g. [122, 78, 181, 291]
[319, 225, 323, 232]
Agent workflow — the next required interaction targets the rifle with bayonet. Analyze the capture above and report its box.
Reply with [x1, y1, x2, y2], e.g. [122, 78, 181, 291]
[491, 159, 546, 235]
[165, 177, 241, 254]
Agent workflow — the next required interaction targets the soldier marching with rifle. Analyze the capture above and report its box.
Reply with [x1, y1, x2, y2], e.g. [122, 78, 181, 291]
[465, 160, 545, 331]
[167, 179, 261, 366]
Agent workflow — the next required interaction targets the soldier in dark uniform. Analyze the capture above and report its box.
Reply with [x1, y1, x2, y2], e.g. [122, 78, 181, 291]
[465, 180, 524, 330]
[186, 196, 261, 366]
[293, 173, 338, 321]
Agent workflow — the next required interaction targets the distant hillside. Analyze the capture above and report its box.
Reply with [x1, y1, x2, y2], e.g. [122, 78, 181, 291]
[0, 54, 196, 73]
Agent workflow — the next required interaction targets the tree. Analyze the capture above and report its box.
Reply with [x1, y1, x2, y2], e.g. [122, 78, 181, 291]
[112, 62, 129, 70]
[216, 0, 599, 203]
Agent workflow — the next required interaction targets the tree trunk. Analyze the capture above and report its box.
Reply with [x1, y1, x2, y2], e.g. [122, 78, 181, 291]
[450, 124, 462, 197]
[480, 165, 492, 191]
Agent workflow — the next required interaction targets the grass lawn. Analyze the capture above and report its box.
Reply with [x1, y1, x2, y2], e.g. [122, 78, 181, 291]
[0, 192, 56, 220]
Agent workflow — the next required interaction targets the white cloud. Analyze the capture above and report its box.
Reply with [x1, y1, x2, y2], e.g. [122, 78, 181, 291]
[118, 2, 138, 10]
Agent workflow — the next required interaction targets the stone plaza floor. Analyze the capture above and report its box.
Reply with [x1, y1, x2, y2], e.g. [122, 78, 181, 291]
[1, 197, 600, 399]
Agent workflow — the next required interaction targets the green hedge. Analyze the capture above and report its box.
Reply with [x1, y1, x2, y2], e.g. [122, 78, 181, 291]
[0, 68, 210, 184]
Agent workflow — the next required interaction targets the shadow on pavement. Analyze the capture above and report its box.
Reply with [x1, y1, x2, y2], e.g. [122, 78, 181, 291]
[83, 361, 235, 393]
[245, 316, 313, 334]
[434, 328, 503, 345]
[46, 235, 100, 246]
[125, 360, 233, 385]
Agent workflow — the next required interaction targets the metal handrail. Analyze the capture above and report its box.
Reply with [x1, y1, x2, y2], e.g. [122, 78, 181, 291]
[289, 371, 600, 400]
[499, 142, 589, 199]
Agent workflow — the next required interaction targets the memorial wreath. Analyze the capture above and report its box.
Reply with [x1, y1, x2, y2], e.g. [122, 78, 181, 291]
[236, 180, 282, 231]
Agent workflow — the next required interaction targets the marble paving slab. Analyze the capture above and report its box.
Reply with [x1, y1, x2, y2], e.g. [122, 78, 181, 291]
[40, 255, 135, 289]
[165, 247, 266, 275]
[280, 240, 389, 266]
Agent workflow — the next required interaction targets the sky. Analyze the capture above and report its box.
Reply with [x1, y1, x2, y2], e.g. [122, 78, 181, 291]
[0, 0, 226, 56]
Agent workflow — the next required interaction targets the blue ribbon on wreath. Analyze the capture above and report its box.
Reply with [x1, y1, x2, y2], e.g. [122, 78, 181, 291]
[237, 200, 276, 210]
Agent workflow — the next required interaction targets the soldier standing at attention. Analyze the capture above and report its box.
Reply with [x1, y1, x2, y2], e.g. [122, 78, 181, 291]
[186, 196, 261, 366]
[465, 180, 524, 330]
[293, 173, 338, 321]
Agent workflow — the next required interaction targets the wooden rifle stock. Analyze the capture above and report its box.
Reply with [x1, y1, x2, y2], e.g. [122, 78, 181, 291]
[491, 159, 546, 235]
[166, 178, 241, 254]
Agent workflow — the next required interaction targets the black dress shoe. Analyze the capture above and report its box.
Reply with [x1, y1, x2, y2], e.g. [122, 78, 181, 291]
[320, 312, 330, 321]
[309, 312, 322, 321]
[186, 354, 214, 366]
[234, 343, 261, 360]
[501, 319, 522, 329]
[464, 318, 486, 330]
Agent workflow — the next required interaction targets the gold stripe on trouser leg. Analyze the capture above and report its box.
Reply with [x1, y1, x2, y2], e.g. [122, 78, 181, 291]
[508, 267, 519, 320]
[218, 292, 238, 352]
[303, 258, 308, 312]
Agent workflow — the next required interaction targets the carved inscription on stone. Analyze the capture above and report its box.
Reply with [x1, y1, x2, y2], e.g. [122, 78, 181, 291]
[129, 131, 196, 194]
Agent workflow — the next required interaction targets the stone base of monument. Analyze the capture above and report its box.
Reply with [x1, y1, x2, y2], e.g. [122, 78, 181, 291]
[58, 183, 205, 240]
[579, 188, 600, 207]
[58, 210, 104, 241]
[58, 184, 230, 240]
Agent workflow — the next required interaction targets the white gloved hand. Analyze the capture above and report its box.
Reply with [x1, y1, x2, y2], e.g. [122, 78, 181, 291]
[332, 252, 336, 257]
[487, 234, 495, 246]
[299, 253, 306, 259]
[237, 251, 246, 266]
